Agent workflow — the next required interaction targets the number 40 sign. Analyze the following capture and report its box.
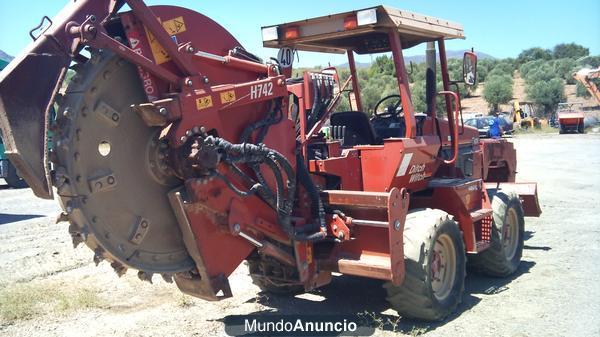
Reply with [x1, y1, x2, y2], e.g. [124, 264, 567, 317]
[277, 48, 296, 69]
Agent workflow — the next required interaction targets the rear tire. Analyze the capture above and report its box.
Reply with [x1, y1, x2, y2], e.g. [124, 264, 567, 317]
[5, 161, 27, 188]
[469, 191, 524, 277]
[384, 209, 466, 321]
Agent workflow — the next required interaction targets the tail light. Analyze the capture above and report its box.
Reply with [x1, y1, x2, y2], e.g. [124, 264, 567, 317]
[344, 15, 358, 30]
[284, 26, 300, 39]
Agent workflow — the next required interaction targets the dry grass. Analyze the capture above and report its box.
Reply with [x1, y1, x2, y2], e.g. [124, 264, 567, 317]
[513, 124, 558, 135]
[0, 281, 105, 323]
[175, 293, 195, 308]
[357, 310, 429, 335]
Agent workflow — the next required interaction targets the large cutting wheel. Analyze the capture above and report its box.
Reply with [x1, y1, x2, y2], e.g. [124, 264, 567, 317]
[54, 50, 193, 276]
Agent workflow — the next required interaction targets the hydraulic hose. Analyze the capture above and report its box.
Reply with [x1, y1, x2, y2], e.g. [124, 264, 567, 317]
[202, 136, 326, 241]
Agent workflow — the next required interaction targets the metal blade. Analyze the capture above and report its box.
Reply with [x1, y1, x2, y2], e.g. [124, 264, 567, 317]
[54, 50, 193, 274]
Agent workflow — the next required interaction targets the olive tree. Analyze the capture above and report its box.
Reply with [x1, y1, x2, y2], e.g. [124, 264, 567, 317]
[483, 75, 513, 112]
[525, 78, 565, 115]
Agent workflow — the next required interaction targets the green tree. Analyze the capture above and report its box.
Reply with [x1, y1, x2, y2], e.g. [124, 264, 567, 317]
[553, 43, 589, 60]
[517, 47, 552, 65]
[525, 78, 565, 115]
[523, 63, 559, 85]
[552, 58, 577, 84]
[410, 80, 447, 116]
[483, 75, 513, 112]
[489, 60, 516, 77]
[576, 82, 591, 98]
[369, 55, 395, 77]
[519, 59, 545, 79]
[411, 81, 427, 113]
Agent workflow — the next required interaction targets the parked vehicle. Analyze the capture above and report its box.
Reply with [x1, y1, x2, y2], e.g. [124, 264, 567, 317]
[465, 115, 513, 138]
[557, 103, 585, 134]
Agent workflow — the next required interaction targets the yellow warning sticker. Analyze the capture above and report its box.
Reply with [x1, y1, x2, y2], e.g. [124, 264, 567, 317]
[196, 96, 213, 110]
[162, 16, 187, 35]
[144, 16, 187, 65]
[306, 244, 313, 264]
[220, 90, 236, 104]
[144, 29, 169, 65]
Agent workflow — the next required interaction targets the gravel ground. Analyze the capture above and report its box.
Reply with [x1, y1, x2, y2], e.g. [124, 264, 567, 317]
[0, 133, 599, 337]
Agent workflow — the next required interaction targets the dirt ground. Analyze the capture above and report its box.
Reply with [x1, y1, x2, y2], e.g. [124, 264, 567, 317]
[1, 133, 599, 337]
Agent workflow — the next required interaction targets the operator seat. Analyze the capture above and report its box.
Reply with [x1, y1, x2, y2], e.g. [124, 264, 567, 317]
[330, 111, 379, 146]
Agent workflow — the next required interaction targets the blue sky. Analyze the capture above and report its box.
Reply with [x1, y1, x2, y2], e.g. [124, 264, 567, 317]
[1, 0, 598, 67]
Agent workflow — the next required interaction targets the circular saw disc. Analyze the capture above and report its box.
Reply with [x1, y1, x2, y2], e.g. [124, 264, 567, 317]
[55, 50, 194, 274]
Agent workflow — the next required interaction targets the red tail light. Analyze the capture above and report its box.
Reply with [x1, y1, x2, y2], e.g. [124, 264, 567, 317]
[344, 15, 358, 30]
[284, 26, 300, 39]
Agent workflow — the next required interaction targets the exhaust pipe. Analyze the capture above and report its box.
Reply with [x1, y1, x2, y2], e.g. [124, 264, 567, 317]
[425, 41, 437, 115]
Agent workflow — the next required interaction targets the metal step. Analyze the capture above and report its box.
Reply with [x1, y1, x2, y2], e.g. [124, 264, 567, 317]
[321, 254, 392, 281]
[470, 208, 492, 222]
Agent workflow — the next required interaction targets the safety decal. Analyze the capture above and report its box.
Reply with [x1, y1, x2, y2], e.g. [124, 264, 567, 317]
[220, 90, 237, 104]
[196, 96, 213, 110]
[162, 16, 187, 35]
[306, 244, 313, 264]
[144, 16, 187, 65]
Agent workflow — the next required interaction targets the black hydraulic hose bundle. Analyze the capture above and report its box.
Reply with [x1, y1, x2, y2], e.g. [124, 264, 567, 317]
[238, 100, 285, 202]
[191, 98, 327, 242]
[202, 136, 326, 242]
[296, 152, 327, 240]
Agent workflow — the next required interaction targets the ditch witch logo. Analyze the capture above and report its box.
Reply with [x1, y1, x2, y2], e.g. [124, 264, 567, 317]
[224, 314, 375, 336]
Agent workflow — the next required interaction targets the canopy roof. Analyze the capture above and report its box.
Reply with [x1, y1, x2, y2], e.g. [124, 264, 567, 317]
[262, 5, 464, 54]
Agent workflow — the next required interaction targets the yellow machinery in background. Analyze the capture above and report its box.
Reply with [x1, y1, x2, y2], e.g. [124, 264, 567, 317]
[511, 101, 536, 129]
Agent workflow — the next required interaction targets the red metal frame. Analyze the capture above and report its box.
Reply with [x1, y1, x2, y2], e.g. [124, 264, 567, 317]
[439, 90, 460, 164]
[347, 50, 363, 112]
[388, 29, 416, 138]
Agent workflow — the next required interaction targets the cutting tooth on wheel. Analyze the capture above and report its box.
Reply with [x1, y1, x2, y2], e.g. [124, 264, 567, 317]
[161, 273, 174, 284]
[93, 248, 105, 266]
[111, 262, 127, 277]
[138, 271, 154, 284]
[68, 222, 84, 248]
[71, 234, 84, 248]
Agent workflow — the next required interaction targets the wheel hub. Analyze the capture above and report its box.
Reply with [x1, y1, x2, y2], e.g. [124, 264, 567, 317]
[502, 208, 519, 260]
[431, 234, 457, 301]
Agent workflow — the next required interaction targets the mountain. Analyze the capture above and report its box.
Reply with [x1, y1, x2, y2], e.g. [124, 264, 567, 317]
[405, 50, 495, 64]
[338, 50, 495, 68]
[0, 49, 14, 62]
[337, 61, 372, 69]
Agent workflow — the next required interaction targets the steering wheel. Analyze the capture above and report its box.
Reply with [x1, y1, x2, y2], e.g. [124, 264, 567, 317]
[373, 94, 403, 118]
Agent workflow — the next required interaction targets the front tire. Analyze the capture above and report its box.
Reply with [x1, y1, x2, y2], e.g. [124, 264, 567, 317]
[469, 191, 525, 277]
[384, 209, 466, 321]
